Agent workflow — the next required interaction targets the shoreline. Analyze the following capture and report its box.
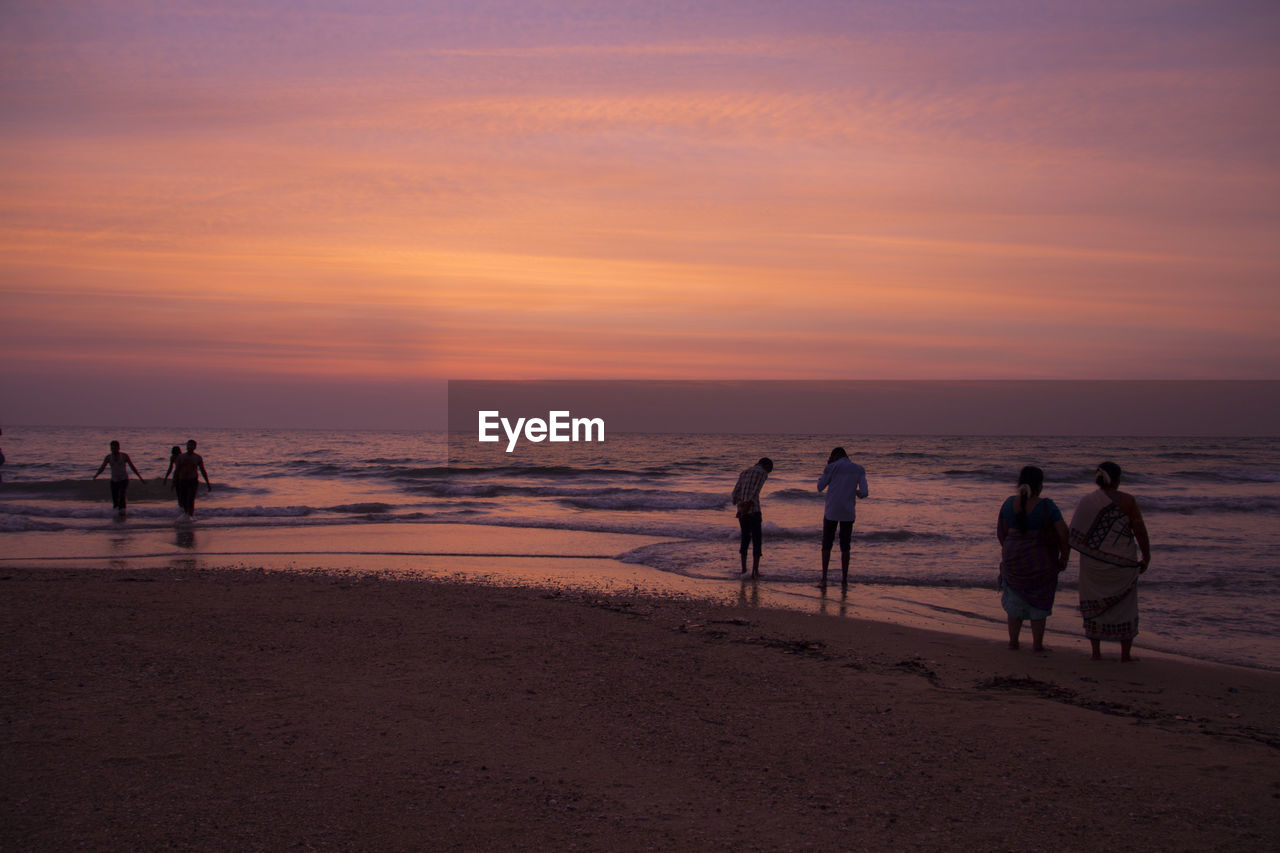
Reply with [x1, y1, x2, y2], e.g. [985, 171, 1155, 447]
[3, 563, 1278, 850]
[2, 520, 1275, 673]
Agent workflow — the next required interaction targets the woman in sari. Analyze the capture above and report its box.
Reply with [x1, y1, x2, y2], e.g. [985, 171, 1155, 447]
[997, 466, 1070, 652]
[1069, 461, 1152, 662]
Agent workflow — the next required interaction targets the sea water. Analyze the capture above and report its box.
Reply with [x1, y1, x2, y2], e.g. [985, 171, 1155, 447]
[2, 427, 1277, 670]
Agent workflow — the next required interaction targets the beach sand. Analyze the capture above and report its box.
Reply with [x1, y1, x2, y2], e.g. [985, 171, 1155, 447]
[3, 564, 1278, 851]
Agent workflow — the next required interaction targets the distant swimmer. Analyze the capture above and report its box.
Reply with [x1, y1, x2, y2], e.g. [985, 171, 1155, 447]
[93, 440, 145, 514]
[173, 439, 211, 518]
[162, 445, 182, 510]
[162, 445, 181, 484]
[731, 457, 774, 578]
[817, 447, 869, 590]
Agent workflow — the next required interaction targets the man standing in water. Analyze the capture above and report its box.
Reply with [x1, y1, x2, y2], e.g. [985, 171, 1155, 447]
[817, 446, 869, 589]
[731, 457, 774, 578]
[93, 440, 146, 514]
[173, 439, 212, 518]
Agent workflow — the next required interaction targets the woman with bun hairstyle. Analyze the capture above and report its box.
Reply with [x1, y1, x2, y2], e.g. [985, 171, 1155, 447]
[1069, 461, 1152, 662]
[997, 465, 1070, 651]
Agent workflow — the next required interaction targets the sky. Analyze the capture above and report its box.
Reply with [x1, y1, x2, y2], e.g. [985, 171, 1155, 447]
[2, 1, 1278, 429]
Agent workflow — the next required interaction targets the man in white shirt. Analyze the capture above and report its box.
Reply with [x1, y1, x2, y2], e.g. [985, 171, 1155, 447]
[817, 446, 869, 589]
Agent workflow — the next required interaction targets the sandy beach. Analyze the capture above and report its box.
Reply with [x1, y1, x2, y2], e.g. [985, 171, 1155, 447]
[3, 563, 1278, 852]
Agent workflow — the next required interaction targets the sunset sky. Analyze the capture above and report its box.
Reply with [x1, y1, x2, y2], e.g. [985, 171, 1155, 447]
[2, 1, 1278, 429]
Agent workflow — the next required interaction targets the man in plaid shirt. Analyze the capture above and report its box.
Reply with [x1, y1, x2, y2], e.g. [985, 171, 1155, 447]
[732, 457, 774, 578]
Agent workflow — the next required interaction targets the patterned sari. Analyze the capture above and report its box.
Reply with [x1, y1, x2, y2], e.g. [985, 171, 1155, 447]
[1069, 489, 1142, 641]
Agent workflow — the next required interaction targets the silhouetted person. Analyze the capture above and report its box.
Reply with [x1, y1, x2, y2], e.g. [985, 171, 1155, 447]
[817, 446, 868, 589]
[732, 457, 774, 578]
[161, 445, 183, 511]
[1069, 461, 1151, 663]
[173, 439, 211, 518]
[162, 445, 181, 484]
[93, 440, 145, 513]
[997, 465, 1070, 652]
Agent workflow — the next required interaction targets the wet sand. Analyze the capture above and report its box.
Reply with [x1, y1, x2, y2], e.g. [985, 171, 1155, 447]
[3, 562, 1278, 851]
[4, 521, 1270, 669]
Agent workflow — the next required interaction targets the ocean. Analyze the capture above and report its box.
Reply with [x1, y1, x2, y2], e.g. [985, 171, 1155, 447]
[2, 427, 1277, 670]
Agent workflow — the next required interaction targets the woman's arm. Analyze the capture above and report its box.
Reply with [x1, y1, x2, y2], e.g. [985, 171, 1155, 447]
[1130, 503, 1151, 571]
[1118, 492, 1151, 571]
[1054, 520, 1071, 568]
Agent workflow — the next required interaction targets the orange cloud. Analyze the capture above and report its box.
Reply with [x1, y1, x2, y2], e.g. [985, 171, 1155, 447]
[2, 1, 1278, 422]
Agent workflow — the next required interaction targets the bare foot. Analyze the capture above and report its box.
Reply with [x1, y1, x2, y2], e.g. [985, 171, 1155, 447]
[1007, 641, 1020, 650]
[1033, 645, 1050, 654]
